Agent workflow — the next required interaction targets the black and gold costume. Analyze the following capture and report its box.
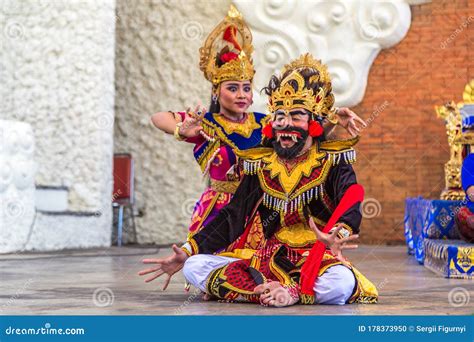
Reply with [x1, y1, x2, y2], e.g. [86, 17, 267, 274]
[185, 139, 378, 304]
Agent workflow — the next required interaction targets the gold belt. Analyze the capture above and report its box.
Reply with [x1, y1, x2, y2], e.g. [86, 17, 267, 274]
[210, 179, 241, 194]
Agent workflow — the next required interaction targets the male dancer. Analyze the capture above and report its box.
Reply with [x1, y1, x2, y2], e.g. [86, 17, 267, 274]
[140, 54, 377, 306]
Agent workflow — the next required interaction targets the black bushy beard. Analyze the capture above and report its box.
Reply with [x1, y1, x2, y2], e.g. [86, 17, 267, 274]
[271, 126, 309, 160]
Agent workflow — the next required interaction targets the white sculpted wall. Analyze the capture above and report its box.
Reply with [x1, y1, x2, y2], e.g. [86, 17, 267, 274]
[235, 0, 413, 111]
[0, 0, 116, 251]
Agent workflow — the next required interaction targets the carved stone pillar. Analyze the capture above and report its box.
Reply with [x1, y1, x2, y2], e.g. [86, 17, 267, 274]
[0, 120, 37, 253]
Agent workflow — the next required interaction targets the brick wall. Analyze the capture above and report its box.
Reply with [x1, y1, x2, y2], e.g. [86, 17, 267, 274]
[342, 0, 473, 244]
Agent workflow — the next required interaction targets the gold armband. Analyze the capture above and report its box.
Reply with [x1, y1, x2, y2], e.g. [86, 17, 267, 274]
[174, 122, 185, 141]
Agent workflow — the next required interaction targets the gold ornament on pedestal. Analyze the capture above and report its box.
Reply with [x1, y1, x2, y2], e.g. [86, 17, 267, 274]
[436, 80, 474, 200]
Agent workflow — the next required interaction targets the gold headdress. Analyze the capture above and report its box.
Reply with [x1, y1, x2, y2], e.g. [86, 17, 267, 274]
[268, 53, 337, 123]
[199, 5, 255, 87]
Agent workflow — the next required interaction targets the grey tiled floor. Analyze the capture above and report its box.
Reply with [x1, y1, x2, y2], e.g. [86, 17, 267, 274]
[1, 245, 472, 315]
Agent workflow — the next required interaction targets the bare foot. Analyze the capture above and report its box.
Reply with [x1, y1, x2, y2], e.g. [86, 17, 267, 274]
[254, 281, 299, 307]
[202, 293, 212, 301]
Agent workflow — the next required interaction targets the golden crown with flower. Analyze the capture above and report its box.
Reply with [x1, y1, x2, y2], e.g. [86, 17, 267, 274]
[268, 53, 337, 123]
[199, 5, 255, 87]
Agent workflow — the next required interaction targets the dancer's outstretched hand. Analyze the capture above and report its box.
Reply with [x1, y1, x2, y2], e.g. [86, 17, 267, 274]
[336, 107, 367, 137]
[308, 218, 359, 262]
[179, 105, 205, 138]
[138, 244, 188, 290]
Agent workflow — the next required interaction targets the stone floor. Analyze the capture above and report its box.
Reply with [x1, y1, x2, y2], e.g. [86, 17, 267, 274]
[0, 245, 472, 315]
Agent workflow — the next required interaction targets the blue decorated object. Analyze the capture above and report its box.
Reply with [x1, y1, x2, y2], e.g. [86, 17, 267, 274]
[403, 199, 415, 255]
[424, 239, 473, 279]
[404, 197, 463, 264]
[461, 152, 474, 212]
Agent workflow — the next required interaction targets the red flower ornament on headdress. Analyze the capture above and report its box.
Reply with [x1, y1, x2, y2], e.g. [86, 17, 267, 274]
[220, 52, 239, 64]
[309, 121, 323, 138]
[262, 123, 273, 139]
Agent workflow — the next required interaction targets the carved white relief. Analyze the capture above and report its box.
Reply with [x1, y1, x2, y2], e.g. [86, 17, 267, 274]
[0, 0, 116, 251]
[234, 0, 412, 110]
[0, 120, 37, 254]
